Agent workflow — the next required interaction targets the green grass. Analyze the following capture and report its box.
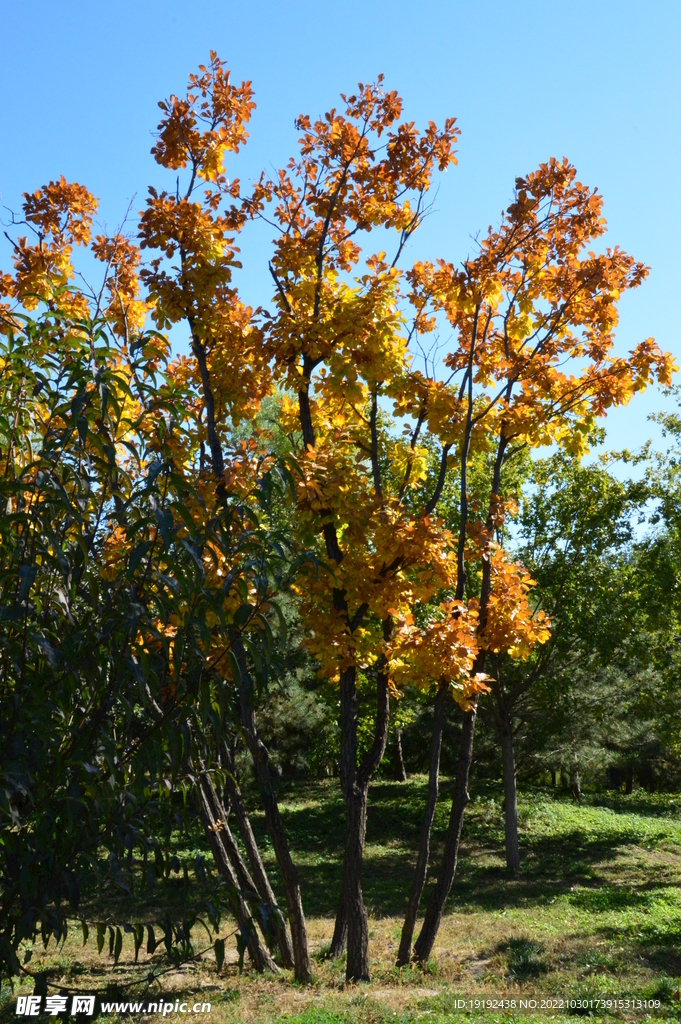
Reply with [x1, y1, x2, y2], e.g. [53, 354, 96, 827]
[3, 780, 681, 1023]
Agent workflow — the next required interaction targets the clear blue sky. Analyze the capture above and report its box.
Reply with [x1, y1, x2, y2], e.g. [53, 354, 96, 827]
[1, 0, 679, 454]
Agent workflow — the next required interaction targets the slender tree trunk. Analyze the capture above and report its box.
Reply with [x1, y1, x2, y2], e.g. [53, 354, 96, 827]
[551, 768, 556, 788]
[329, 892, 347, 958]
[570, 764, 582, 802]
[409, 429, 506, 964]
[412, 702, 477, 964]
[198, 778, 278, 973]
[490, 677, 520, 871]
[201, 771, 294, 965]
[397, 682, 447, 966]
[231, 630, 312, 982]
[499, 723, 520, 871]
[625, 767, 633, 795]
[188, 739, 279, 972]
[395, 727, 407, 782]
[338, 656, 390, 982]
[336, 664, 361, 972]
[221, 740, 295, 969]
[201, 774, 260, 899]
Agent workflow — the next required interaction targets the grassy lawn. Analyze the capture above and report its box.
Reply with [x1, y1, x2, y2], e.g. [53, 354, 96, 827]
[3, 779, 681, 1023]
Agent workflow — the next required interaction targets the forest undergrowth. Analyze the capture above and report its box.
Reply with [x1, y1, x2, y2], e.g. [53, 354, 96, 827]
[3, 781, 681, 1024]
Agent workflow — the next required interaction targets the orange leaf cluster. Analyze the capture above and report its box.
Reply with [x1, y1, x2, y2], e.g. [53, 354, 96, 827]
[474, 548, 551, 659]
[4, 177, 97, 313]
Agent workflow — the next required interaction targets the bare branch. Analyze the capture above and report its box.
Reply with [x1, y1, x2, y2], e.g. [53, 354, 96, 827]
[269, 262, 293, 315]
[370, 386, 383, 501]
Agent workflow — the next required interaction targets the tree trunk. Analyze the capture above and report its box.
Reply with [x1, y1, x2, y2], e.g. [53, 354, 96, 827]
[551, 768, 556, 788]
[231, 630, 312, 982]
[395, 727, 407, 782]
[560, 767, 570, 791]
[343, 775, 370, 981]
[500, 723, 520, 871]
[338, 658, 390, 982]
[329, 892, 347, 958]
[198, 777, 278, 973]
[409, 432, 505, 965]
[412, 702, 477, 965]
[221, 740, 295, 969]
[570, 763, 582, 802]
[397, 682, 447, 966]
[201, 770, 294, 966]
[625, 766, 633, 795]
[201, 774, 260, 903]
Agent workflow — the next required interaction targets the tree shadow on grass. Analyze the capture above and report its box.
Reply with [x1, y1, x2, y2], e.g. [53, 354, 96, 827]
[596, 922, 681, 976]
[269, 780, 681, 919]
[590, 792, 681, 820]
[185, 779, 681, 921]
[288, 836, 678, 920]
[445, 826, 681, 915]
[569, 884, 669, 913]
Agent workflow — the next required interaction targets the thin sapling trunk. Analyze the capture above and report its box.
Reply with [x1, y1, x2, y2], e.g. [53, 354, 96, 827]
[338, 658, 390, 981]
[397, 681, 447, 965]
[221, 739, 295, 969]
[198, 777, 278, 973]
[231, 630, 312, 982]
[412, 700, 478, 964]
[395, 727, 407, 782]
[500, 721, 520, 870]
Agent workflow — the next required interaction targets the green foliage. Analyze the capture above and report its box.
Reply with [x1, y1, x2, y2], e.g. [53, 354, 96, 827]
[470, 437, 681, 793]
[502, 937, 546, 981]
[258, 678, 337, 778]
[0, 301, 295, 981]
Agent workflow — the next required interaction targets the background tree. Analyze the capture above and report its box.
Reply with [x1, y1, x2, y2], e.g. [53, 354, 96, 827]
[479, 445, 645, 867]
[512, 399, 681, 798]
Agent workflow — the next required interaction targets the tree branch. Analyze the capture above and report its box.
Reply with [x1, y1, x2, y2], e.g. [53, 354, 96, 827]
[370, 386, 383, 501]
